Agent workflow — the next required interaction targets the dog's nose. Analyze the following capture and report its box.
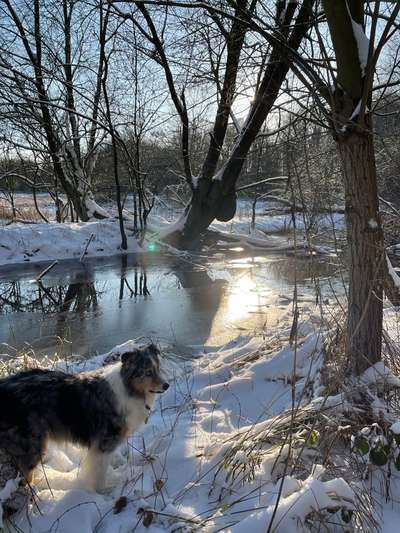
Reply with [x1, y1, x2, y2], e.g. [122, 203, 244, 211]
[162, 383, 169, 391]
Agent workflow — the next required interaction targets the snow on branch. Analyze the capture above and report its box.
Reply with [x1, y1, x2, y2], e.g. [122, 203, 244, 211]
[85, 197, 110, 220]
[386, 253, 400, 290]
[236, 176, 288, 193]
[345, 1, 370, 75]
[0, 476, 21, 527]
[350, 19, 369, 75]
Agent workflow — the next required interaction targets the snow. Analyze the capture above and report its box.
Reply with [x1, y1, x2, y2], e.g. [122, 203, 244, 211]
[85, 198, 110, 219]
[211, 211, 345, 235]
[391, 421, 400, 435]
[212, 166, 224, 181]
[191, 175, 199, 189]
[156, 211, 187, 239]
[350, 18, 370, 74]
[1, 319, 356, 532]
[361, 361, 400, 388]
[279, 3, 288, 25]
[278, 0, 298, 25]
[350, 100, 362, 121]
[229, 467, 354, 533]
[368, 218, 378, 229]
[386, 254, 400, 289]
[0, 476, 20, 527]
[0, 197, 345, 267]
[0, 220, 141, 266]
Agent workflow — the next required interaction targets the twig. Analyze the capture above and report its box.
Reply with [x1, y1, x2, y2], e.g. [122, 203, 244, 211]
[235, 176, 288, 193]
[80, 233, 95, 262]
[35, 260, 58, 282]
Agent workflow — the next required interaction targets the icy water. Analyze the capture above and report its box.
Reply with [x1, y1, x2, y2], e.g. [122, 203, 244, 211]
[0, 247, 344, 359]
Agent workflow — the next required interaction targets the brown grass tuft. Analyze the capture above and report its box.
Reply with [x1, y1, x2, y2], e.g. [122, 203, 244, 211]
[0, 204, 42, 222]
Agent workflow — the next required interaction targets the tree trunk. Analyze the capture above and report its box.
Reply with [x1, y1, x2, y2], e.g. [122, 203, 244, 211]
[321, 0, 389, 374]
[168, 0, 314, 248]
[339, 125, 383, 375]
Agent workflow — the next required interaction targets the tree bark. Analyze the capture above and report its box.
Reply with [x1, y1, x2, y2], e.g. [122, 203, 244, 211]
[338, 125, 383, 374]
[201, 0, 249, 180]
[322, 0, 386, 374]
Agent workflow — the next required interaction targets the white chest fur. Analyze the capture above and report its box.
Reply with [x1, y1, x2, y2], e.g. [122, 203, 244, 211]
[103, 364, 156, 435]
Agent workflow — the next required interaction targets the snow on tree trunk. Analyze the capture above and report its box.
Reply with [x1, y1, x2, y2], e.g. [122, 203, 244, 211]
[62, 144, 109, 222]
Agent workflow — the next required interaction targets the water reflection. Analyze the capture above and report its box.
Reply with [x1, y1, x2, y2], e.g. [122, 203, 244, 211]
[173, 264, 226, 311]
[225, 274, 262, 323]
[60, 283, 98, 313]
[0, 280, 69, 314]
[119, 256, 150, 301]
[0, 252, 343, 358]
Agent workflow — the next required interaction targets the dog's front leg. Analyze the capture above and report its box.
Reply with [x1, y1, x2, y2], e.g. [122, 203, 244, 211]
[79, 447, 111, 492]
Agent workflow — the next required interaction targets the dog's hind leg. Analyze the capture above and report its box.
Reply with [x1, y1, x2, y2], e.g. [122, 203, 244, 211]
[2, 429, 46, 486]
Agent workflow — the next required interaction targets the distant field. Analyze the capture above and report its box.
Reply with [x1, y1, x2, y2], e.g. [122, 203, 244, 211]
[0, 192, 57, 223]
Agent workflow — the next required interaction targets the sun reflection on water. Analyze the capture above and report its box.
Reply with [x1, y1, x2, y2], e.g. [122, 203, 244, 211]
[224, 273, 261, 323]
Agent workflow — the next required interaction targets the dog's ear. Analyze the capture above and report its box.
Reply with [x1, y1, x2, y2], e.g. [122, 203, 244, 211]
[121, 350, 140, 364]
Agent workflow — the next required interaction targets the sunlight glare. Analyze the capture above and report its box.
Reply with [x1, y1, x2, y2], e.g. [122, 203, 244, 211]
[225, 274, 259, 323]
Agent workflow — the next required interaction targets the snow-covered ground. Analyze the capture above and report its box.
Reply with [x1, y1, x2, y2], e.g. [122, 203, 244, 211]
[1, 303, 400, 531]
[0, 220, 141, 266]
[0, 312, 360, 532]
[211, 211, 345, 236]
[0, 197, 345, 267]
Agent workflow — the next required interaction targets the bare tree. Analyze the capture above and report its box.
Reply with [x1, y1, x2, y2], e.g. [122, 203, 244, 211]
[109, 0, 316, 247]
[0, 0, 110, 221]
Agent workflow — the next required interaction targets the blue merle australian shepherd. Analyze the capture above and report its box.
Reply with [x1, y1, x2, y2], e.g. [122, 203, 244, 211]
[0, 343, 169, 492]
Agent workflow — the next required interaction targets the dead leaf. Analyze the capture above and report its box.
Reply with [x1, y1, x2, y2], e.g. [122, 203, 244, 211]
[143, 510, 154, 527]
[154, 479, 164, 492]
[113, 496, 128, 514]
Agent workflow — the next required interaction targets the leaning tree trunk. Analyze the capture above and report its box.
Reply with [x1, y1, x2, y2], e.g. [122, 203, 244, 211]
[338, 123, 383, 375]
[172, 0, 315, 249]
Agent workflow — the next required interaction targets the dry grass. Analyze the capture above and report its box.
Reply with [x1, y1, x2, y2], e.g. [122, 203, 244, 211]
[0, 204, 43, 222]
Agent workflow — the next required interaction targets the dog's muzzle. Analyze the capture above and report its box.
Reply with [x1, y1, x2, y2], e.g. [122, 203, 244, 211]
[150, 382, 170, 394]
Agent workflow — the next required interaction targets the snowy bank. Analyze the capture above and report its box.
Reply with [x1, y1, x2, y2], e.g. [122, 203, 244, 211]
[1, 320, 362, 532]
[0, 205, 345, 267]
[0, 220, 141, 266]
[211, 211, 345, 236]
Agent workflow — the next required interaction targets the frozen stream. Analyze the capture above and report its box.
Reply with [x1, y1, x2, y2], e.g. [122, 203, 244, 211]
[0, 247, 344, 359]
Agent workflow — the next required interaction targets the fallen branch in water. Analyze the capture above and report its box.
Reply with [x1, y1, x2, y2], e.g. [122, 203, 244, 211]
[36, 260, 58, 282]
[80, 233, 95, 262]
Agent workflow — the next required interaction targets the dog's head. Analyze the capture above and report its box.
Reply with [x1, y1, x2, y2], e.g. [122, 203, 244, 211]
[120, 343, 169, 397]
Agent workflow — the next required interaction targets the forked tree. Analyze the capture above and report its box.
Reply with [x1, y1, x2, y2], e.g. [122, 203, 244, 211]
[109, 0, 317, 247]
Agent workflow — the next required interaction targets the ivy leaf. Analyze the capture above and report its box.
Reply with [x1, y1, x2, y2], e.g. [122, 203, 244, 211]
[341, 508, 353, 523]
[369, 446, 388, 466]
[307, 430, 319, 446]
[113, 496, 128, 515]
[143, 510, 154, 528]
[353, 435, 369, 455]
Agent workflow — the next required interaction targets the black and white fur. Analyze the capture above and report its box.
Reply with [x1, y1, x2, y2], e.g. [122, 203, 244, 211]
[0, 343, 169, 492]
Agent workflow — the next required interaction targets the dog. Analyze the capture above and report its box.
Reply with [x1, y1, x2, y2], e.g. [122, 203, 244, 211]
[0, 343, 169, 492]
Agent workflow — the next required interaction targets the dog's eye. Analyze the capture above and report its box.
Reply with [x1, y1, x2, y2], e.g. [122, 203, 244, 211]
[145, 370, 153, 377]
